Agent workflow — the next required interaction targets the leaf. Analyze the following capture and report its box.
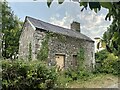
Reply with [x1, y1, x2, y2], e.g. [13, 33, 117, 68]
[81, 7, 84, 12]
[112, 41, 118, 50]
[47, 0, 53, 8]
[106, 45, 112, 53]
[100, 2, 113, 9]
[113, 32, 119, 41]
[117, 37, 120, 45]
[58, 0, 64, 4]
[101, 41, 106, 48]
[80, 2, 88, 11]
[94, 8, 98, 13]
[80, 2, 87, 7]
[89, 2, 101, 11]
[105, 12, 112, 21]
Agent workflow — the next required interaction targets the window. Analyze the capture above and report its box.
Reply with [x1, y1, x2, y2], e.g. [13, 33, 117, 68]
[72, 55, 77, 67]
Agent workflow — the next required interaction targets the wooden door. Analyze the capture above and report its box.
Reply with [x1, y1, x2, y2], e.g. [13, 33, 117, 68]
[55, 55, 65, 70]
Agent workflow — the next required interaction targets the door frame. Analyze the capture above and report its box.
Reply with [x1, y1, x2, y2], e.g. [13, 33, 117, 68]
[55, 54, 65, 69]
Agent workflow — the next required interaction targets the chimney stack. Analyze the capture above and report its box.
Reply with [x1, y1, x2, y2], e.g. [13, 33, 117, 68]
[71, 21, 80, 32]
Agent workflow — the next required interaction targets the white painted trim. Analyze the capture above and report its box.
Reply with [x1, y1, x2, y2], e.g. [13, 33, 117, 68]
[27, 18, 36, 30]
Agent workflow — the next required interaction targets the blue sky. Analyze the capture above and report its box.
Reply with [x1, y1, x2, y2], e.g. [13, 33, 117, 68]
[7, 0, 112, 39]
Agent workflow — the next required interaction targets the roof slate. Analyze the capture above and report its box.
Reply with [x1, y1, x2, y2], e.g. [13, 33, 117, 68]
[26, 16, 93, 42]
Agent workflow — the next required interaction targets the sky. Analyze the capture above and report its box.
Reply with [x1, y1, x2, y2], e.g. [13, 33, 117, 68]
[7, 0, 112, 40]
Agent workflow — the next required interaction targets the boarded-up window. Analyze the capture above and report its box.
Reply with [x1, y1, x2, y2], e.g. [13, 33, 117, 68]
[55, 54, 65, 70]
[72, 55, 77, 67]
[35, 44, 40, 48]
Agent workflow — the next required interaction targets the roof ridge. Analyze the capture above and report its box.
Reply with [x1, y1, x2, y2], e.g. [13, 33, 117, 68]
[26, 16, 71, 30]
[26, 16, 93, 42]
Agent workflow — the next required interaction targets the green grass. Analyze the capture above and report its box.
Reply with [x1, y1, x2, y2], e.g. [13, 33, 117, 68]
[57, 73, 118, 88]
[67, 73, 118, 88]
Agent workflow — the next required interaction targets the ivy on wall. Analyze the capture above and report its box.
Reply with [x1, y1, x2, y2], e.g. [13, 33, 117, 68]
[48, 32, 66, 43]
[77, 47, 85, 70]
[28, 42, 32, 61]
[37, 32, 66, 61]
[37, 33, 49, 61]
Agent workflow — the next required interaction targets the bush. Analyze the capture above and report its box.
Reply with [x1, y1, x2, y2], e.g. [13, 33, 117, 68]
[64, 68, 92, 81]
[95, 49, 109, 63]
[2, 60, 58, 89]
[95, 49, 119, 75]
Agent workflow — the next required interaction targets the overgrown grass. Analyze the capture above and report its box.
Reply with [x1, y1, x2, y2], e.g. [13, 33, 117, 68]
[1, 58, 119, 89]
[67, 73, 118, 88]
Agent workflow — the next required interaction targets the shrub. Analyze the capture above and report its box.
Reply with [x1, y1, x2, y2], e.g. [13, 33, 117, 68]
[64, 68, 92, 81]
[95, 49, 109, 63]
[112, 59, 120, 75]
[2, 60, 58, 89]
[95, 49, 119, 75]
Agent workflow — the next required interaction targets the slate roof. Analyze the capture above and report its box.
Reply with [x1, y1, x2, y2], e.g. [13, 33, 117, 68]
[26, 16, 93, 42]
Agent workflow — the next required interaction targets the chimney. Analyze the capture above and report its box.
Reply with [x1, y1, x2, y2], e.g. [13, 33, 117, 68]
[71, 21, 80, 32]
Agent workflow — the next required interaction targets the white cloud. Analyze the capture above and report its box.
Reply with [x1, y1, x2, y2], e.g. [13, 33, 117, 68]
[80, 10, 112, 39]
[49, 12, 73, 29]
[48, 3, 112, 40]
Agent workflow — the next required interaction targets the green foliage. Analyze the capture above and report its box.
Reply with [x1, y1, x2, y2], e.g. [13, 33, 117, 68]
[112, 59, 120, 75]
[56, 72, 72, 88]
[95, 50, 119, 75]
[37, 34, 49, 61]
[37, 32, 66, 61]
[58, 0, 64, 4]
[64, 68, 93, 82]
[52, 33, 66, 43]
[28, 42, 32, 61]
[95, 49, 109, 63]
[47, 0, 53, 7]
[47, 0, 64, 7]
[101, 54, 118, 74]
[77, 47, 85, 69]
[1, 1, 22, 59]
[62, 47, 90, 81]
[103, 17, 120, 57]
[89, 2, 101, 13]
[2, 60, 58, 89]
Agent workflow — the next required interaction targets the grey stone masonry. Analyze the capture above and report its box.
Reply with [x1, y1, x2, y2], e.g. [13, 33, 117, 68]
[19, 16, 95, 71]
[0, 33, 2, 58]
[47, 33, 94, 71]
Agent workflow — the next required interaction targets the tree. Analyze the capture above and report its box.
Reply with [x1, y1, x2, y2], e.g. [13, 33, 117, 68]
[1, 1, 22, 59]
[46, 0, 120, 58]
[103, 18, 120, 57]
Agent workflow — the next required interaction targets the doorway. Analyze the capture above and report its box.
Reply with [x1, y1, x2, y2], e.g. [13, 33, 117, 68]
[55, 54, 65, 70]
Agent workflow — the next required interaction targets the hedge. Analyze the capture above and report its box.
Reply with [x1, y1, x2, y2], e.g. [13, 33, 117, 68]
[2, 60, 58, 90]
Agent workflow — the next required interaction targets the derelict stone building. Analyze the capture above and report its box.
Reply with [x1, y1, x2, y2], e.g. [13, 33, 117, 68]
[19, 16, 95, 70]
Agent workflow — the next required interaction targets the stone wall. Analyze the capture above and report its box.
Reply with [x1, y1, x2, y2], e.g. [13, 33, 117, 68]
[33, 29, 46, 59]
[48, 33, 95, 71]
[19, 22, 95, 71]
[0, 33, 2, 58]
[19, 20, 36, 60]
